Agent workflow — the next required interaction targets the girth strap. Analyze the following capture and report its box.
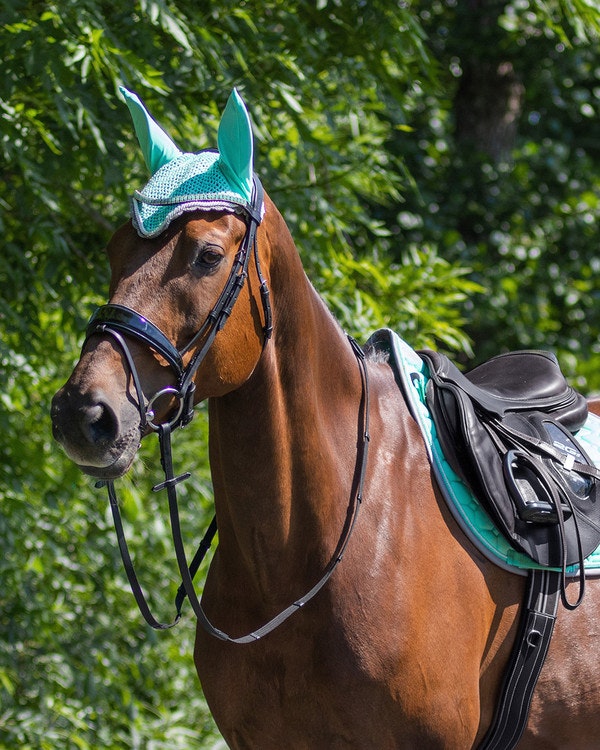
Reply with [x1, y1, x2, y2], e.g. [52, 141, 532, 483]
[479, 568, 561, 749]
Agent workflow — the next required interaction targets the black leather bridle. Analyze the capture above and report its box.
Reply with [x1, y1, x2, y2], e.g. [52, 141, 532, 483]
[86, 175, 371, 641]
[86, 177, 271, 434]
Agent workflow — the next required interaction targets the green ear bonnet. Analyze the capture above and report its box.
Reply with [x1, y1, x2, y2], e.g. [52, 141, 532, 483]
[120, 86, 261, 238]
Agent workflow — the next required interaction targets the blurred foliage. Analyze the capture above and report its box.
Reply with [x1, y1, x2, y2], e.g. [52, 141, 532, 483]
[384, 0, 600, 385]
[1, 0, 599, 747]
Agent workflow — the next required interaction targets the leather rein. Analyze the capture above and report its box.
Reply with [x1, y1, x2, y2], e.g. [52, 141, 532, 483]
[86, 176, 371, 641]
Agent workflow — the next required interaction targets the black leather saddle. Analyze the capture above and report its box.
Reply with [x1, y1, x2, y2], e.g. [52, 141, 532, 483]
[422, 349, 587, 426]
[420, 349, 600, 605]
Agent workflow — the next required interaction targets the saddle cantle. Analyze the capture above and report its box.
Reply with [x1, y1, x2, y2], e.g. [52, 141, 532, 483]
[419, 349, 600, 585]
[421, 349, 587, 425]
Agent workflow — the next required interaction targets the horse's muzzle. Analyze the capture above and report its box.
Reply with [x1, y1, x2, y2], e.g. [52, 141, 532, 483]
[51, 384, 141, 478]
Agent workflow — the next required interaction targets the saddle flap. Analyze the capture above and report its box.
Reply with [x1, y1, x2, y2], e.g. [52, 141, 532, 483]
[421, 349, 599, 570]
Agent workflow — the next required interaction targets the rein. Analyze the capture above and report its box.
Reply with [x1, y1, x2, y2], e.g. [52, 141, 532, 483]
[88, 179, 371, 640]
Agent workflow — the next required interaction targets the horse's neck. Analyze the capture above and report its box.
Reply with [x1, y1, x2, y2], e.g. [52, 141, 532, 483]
[208, 229, 363, 601]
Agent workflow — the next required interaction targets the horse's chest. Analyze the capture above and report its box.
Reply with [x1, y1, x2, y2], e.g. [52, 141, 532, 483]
[196, 620, 395, 747]
[198, 627, 480, 749]
[194, 553, 495, 749]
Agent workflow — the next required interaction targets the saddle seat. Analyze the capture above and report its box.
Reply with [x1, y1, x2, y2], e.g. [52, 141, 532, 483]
[421, 349, 587, 429]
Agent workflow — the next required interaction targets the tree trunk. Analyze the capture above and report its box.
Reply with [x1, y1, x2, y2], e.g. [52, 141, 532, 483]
[453, 1, 525, 162]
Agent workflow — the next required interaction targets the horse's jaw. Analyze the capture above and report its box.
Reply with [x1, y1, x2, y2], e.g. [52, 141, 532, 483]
[63, 431, 141, 480]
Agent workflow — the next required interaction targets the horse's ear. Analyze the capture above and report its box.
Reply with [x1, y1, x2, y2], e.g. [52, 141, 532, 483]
[217, 89, 254, 203]
[120, 86, 182, 174]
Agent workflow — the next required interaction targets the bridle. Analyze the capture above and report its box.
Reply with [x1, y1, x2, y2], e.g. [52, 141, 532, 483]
[86, 175, 371, 642]
[86, 177, 271, 435]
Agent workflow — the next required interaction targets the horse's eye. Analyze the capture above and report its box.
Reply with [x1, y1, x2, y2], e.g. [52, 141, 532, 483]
[193, 247, 224, 272]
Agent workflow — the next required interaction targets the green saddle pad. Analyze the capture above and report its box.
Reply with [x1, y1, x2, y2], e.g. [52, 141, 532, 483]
[367, 328, 600, 576]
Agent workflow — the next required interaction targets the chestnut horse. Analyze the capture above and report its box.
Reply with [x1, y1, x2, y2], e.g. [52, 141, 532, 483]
[52, 189, 600, 746]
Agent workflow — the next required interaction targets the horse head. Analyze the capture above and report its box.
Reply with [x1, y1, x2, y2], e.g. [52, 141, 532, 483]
[51, 88, 271, 479]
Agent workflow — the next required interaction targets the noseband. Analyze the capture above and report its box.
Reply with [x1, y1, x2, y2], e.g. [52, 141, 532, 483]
[85, 176, 271, 432]
[85, 175, 371, 642]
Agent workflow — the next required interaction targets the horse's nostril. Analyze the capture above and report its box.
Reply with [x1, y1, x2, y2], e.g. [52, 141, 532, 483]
[79, 402, 118, 446]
